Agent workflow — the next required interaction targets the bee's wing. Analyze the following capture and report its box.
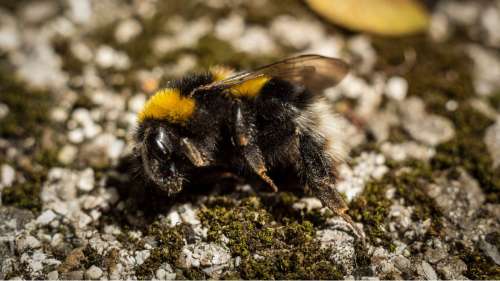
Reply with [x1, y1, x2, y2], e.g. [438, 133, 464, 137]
[195, 54, 349, 94]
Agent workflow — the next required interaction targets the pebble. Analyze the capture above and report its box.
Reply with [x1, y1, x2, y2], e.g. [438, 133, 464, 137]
[155, 263, 176, 280]
[271, 16, 324, 49]
[336, 153, 388, 202]
[85, 265, 103, 280]
[0, 103, 8, 120]
[381, 142, 435, 162]
[58, 145, 78, 165]
[64, 270, 84, 280]
[426, 169, 485, 226]
[20, 0, 58, 23]
[16, 235, 41, 252]
[178, 204, 201, 225]
[95, 45, 116, 69]
[135, 250, 151, 265]
[348, 36, 377, 74]
[467, 45, 500, 96]
[401, 98, 455, 146]
[292, 197, 323, 212]
[442, 1, 480, 25]
[435, 257, 467, 280]
[77, 168, 95, 192]
[16, 40, 68, 90]
[385, 76, 408, 101]
[178, 242, 231, 269]
[1, 164, 15, 187]
[36, 210, 57, 225]
[128, 94, 147, 113]
[234, 26, 277, 55]
[0, 11, 19, 52]
[214, 13, 245, 41]
[422, 261, 438, 280]
[316, 225, 356, 273]
[67, 0, 92, 24]
[429, 13, 450, 42]
[47, 271, 58, 280]
[115, 19, 143, 44]
[68, 129, 85, 144]
[480, 237, 500, 265]
[481, 6, 500, 47]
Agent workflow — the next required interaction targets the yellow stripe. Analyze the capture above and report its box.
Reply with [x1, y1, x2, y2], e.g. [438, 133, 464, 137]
[229, 76, 270, 98]
[210, 65, 234, 81]
[138, 88, 195, 124]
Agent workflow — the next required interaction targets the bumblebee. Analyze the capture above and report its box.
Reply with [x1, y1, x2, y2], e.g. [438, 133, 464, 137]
[134, 54, 362, 237]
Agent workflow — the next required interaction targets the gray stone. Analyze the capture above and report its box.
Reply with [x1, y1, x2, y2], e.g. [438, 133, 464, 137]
[46, 270, 58, 280]
[15, 235, 41, 252]
[425, 169, 485, 225]
[1, 164, 15, 187]
[436, 257, 467, 280]
[77, 168, 95, 192]
[0, 10, 19, 52]
[20, 0, 58, 23]
[480, 237, 500, 265]
[16, 38, 68, 90]
[62, 270, 84, 280]
[85, 265, 103, 280]
[155, 263, 176, 280]
[178, 242, 231, 270]
[400, 97, 455, 146]
[35, 210, 57, 226]
[115, 19, 143, 43]
[421, 261, 438, 280]
[316, 218, 356, 273]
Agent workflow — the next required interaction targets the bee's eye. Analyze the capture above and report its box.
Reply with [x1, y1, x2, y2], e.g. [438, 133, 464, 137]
[153, 127, 173, 156]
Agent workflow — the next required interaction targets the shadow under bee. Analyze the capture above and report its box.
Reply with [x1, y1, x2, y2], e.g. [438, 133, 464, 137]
[103, 154, 310, 230]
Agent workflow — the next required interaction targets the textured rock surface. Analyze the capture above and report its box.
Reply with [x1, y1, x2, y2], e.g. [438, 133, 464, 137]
[0, 0, 499, 279]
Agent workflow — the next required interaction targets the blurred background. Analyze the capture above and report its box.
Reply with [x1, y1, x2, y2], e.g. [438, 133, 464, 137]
[0, 0, 499, 280]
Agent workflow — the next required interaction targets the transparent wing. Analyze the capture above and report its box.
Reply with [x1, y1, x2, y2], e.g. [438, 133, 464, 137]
[194, 54, 350, 95]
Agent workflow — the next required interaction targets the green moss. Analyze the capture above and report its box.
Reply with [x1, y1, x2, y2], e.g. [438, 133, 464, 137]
[83, 245, 103, 269]
[348, 179, 391, 246]
[2, 172, 43, 213]
[488, 90, 500, 110]
[387, 126, 412, 143]
[350, 160, 444, 245]
[432, 104, 499, 203]
[461, 245, 500, 280]
[372, 35, 474, 115]
[135, 224, 189, 279]
[0, 64, 53, 138]
[198, 195, 344, 279]
[374, 35, 499, 203]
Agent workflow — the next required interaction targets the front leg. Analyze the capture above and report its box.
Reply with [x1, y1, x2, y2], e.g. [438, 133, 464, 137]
[299, 133, 364, 240]
[233, 101, 278, 192]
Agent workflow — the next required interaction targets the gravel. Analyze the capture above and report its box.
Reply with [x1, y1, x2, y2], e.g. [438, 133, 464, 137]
[1, 0, 499, 279]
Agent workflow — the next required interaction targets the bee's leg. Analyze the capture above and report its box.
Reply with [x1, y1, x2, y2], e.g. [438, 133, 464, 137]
[234, 103, 278, 192]
[180, 138, 211, 167]
[299, 134, 364, 240]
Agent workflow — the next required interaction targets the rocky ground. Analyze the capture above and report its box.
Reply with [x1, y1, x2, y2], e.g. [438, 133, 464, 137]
[0, 0, 499, 279]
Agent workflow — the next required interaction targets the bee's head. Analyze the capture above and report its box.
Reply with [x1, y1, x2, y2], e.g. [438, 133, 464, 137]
[135, 122, 187, 195]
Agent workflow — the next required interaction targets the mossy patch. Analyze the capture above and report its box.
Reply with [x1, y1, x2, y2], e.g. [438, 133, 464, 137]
[431, 104, 499, 203]
[457, 240, 500, 280]
[349, 160, 443, 246]
[135, 224, 190, 279]
[373, 35, 499, 203]
[0, 63, 53, 138]
[199, 195, 343, 279]
[2, 171, 43, 213]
